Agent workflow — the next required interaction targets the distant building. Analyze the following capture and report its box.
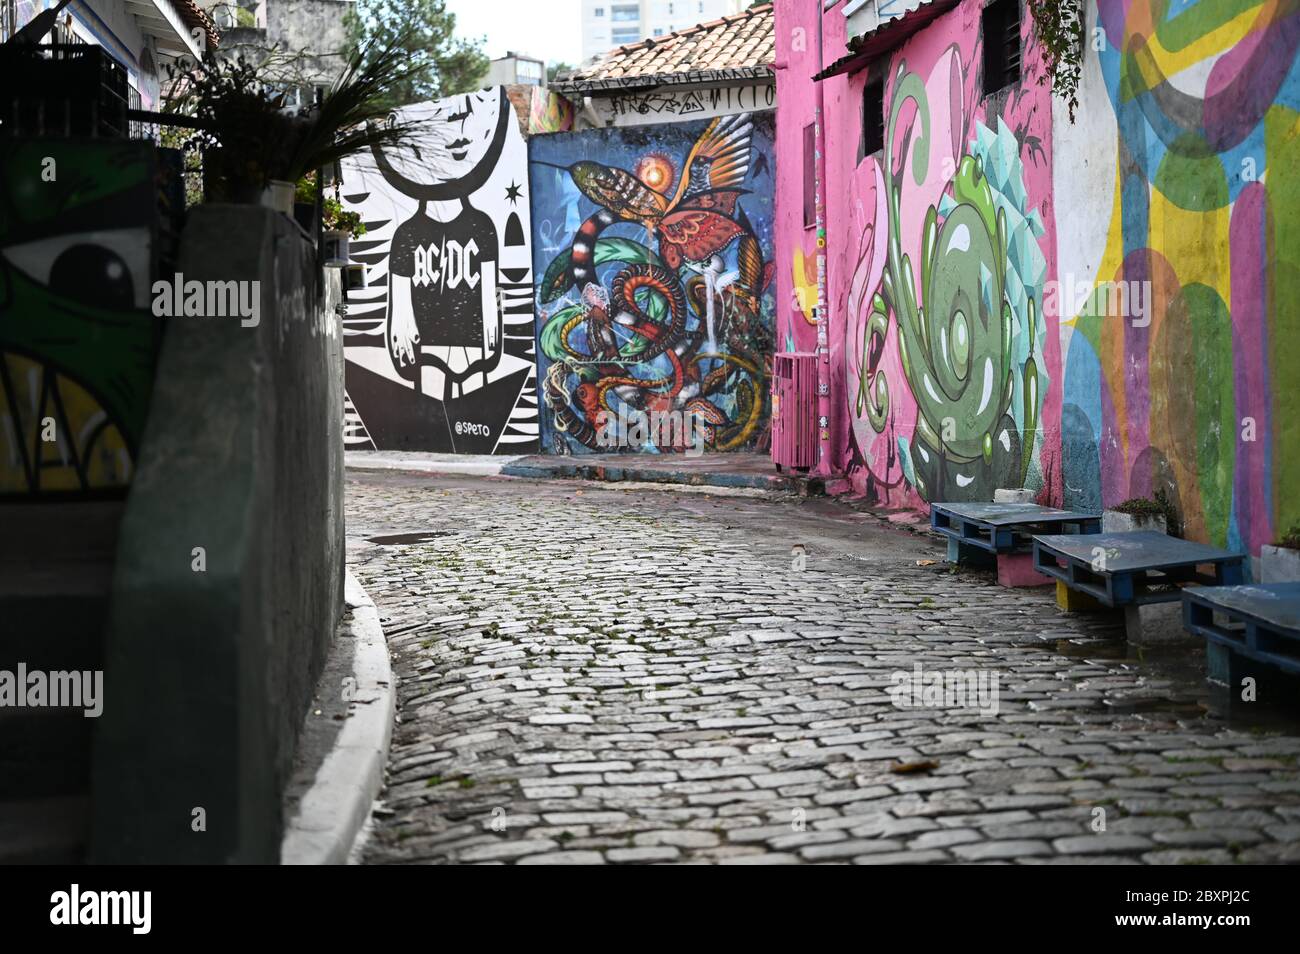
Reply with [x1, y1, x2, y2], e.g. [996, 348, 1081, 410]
[485, 51, 546, 88]
[580, 0, 744, 62]
[559, 1, 773, 128]
[200, 0, 349, 106]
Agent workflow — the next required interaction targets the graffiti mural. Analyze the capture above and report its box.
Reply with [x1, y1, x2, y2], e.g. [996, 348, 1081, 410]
[0, 140, 159, 496]
[529, 113, 776, 454]
[1056, 0, 1300, 555]
[841, 14, 1057, 504]
[526, 87, 575, 135]
[338, 88, 539, 454]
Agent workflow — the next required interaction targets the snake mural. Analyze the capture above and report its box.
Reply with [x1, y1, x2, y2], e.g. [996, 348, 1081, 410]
[529, 113, 776, 455]
[845, 35, 1054, 504]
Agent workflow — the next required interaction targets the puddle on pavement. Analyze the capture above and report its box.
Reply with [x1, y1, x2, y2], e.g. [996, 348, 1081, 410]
[1054, 638, 1131, 660]
[1034, 635, 1300, 733]
[366, 531, 452, 545]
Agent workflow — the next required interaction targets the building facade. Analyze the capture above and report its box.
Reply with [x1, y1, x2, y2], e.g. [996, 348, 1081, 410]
[581, 0, 744, 62]
[485, 52, 547, 87]
[1, 0, 214, 108]
[773, 0, 1299, 560]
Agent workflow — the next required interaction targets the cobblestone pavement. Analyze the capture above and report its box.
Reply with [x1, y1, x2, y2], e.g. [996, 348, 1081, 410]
[347, 471, 1300, 865]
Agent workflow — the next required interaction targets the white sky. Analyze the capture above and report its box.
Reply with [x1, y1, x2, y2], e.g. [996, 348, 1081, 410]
[446, 0, 584, 68]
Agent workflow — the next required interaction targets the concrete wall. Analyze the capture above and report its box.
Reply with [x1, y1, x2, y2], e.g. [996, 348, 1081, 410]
[775, 0, 1298, 558]
[91, 206, 345, 863]
[73, 0, 157, 106]
[528, 112, 777, 454]
[211, 0, 349, 87]
[266, 0, 349, 84]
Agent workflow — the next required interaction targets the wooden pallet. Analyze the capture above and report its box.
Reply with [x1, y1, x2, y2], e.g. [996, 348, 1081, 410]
[931, 502, 1100, 555]
[1183, 582, 1300, 677]
[1032, 531, 1245, 607]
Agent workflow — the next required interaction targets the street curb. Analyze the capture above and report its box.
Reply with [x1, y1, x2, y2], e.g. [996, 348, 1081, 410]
[280, 570, 394, 865]
[344, 451, 521, 478]
[499, 460, 828, 496]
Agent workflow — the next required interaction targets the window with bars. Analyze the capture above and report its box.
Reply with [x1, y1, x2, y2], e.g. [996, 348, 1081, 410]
[803, 122, 816, 230]
[861, 74, 885, 157]
[981, 0, 1021, 96]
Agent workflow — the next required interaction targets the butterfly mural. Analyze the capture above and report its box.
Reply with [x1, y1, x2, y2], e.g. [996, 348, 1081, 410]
[529, 112, 777, 457]
[537, 114, 760, 296]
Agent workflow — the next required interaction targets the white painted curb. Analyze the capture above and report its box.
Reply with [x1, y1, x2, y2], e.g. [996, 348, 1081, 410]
[345, 451, 521, 478]
[281, 570, 394, 865]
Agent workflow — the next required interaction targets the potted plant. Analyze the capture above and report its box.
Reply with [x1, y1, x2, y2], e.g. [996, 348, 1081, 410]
[165, 39, 419, 211]
[293, 174, 320, 233]
[296, 171, 366, 264]
[1261, 525, 1300, 582]
[1103, 488, 1180, 535]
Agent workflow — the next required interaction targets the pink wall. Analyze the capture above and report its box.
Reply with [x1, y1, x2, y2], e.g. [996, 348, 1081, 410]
[776, 0, 1061, 509]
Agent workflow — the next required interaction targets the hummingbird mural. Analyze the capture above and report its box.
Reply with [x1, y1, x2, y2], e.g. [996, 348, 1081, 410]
[536, 113, 756, 301]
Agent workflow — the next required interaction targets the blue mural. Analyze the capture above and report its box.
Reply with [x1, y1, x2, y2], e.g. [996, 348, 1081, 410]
[529, 112, 776, 454]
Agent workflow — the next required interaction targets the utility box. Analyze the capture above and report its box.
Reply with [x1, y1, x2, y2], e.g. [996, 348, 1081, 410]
[770, 352, 817, 471]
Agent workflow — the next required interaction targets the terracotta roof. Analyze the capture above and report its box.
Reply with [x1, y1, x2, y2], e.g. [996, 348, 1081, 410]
[556, 2, 773, 94]
[173, 0, 221, 49]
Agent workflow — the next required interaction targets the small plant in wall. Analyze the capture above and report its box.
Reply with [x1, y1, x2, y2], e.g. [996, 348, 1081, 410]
[1027, 0, 1086, 122]
[295, 173, 367, 239]
[1262, 525, 1300, 583]
[1104, 489, 1182, 537]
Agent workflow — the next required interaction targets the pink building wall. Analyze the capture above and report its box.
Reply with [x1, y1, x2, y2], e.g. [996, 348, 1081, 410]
[775, 0, 1061, 509]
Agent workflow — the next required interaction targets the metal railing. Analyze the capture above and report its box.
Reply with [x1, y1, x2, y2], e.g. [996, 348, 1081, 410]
[0, 42, 129, 137]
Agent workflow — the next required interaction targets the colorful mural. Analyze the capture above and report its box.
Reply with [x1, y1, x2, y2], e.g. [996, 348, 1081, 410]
[529, 114, 777, 454]
[338, 88, 540, 454]
[818, 1, 1059, 504]
[526, 87, 575, 135]
[0, 140, 159, 496]
[772, 0, 1295, 557]
[1055, 0, 1300, 555]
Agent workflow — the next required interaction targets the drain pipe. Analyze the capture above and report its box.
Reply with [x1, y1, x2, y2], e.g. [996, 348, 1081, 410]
[812, 1, 833, 476]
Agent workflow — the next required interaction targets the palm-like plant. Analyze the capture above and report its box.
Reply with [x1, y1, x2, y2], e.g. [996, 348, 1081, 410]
[165, 38, 422, 200]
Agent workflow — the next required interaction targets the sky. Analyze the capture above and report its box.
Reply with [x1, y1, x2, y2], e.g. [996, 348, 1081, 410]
[445, 0, 584, 69]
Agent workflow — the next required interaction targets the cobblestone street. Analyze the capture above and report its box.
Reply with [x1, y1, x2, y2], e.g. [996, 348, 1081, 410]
[347, 471, 1300, 865]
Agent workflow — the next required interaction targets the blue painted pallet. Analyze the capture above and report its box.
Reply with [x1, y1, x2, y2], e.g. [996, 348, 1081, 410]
[1183, 583, 1300, 678]
[1032, 531, 1245, 607]
[930, 502, 1101, 555]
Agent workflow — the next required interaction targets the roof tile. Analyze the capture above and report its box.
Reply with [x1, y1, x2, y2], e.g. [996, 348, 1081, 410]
[561, 2, 773, 87]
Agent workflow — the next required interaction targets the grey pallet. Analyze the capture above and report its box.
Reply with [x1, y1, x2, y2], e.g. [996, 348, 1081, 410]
[1032, 531, 1245, 607]
[931, 501, 1101, 554]
[1183, 582, 1300, 677]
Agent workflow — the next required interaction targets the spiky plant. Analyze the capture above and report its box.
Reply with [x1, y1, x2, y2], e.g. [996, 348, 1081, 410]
[165, 37, 422, 199]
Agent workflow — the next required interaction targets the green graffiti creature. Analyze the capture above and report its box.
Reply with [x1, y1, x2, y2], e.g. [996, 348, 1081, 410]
[857, 66, 1048, 501]
[0, 140, 160, 495]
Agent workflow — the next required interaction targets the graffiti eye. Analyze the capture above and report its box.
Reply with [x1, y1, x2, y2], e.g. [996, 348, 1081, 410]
[1, 228, 149, 310]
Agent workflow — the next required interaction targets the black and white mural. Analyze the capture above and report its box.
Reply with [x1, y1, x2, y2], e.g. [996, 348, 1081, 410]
[339, 88, 539, 454]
